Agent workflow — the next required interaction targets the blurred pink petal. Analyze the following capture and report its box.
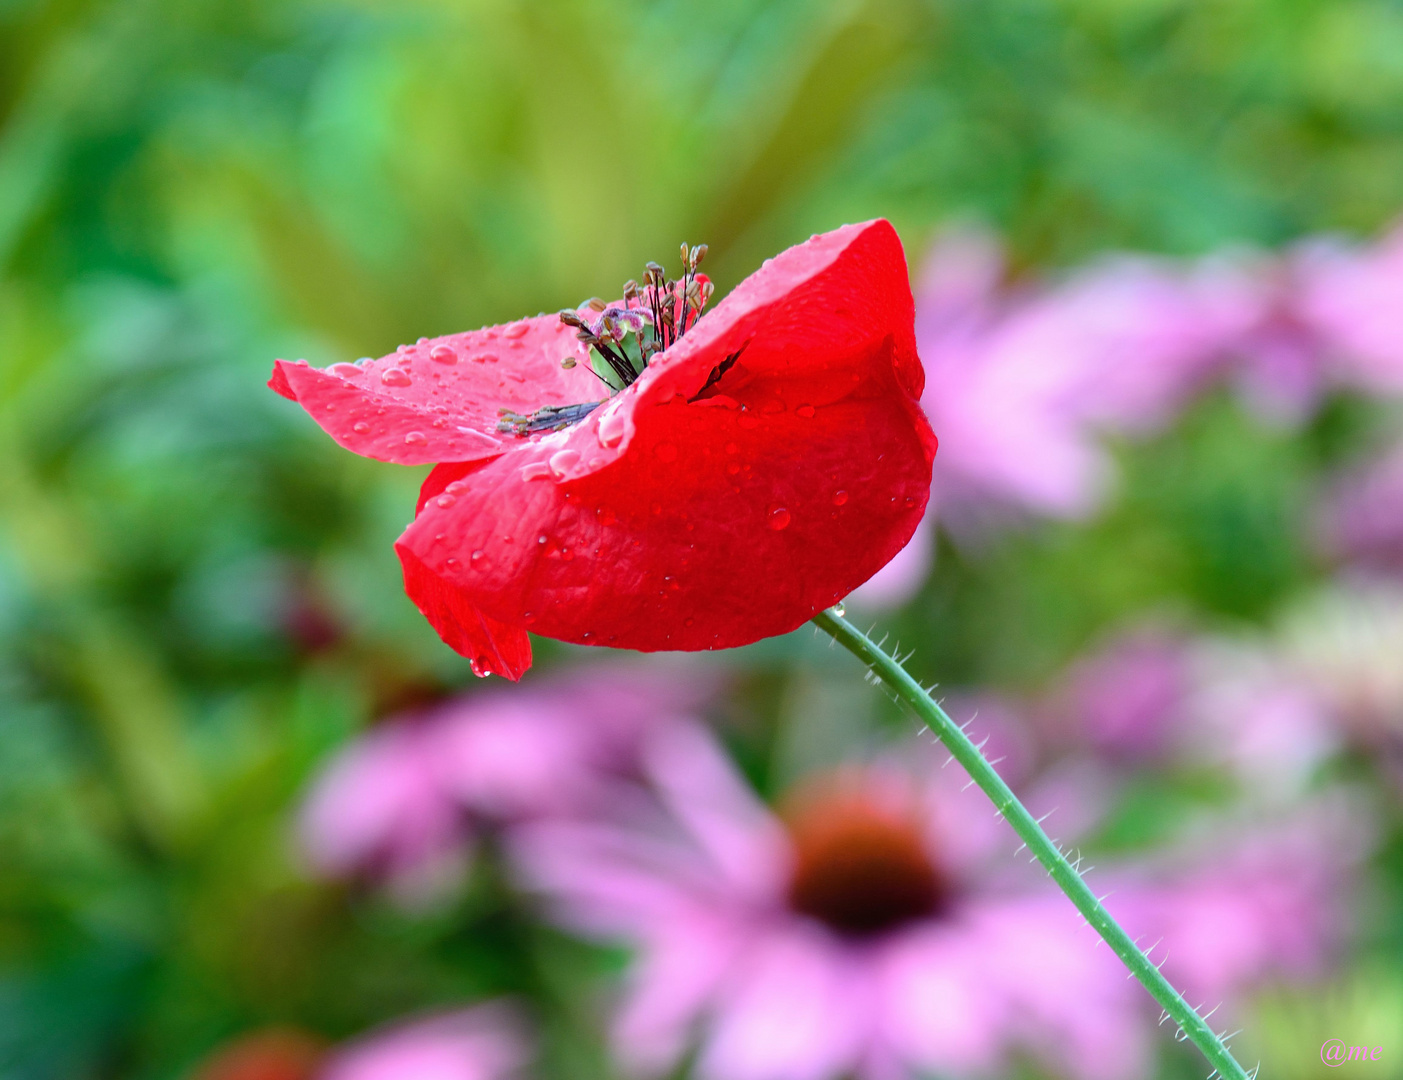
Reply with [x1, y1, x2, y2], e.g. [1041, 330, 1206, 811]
[321, 1007, 526, 1080]
[1298, 222, 1403, 395]
[1186, 640, 1340, 795]
[297, 665, 709, 901]
[1316, 440, 1403, 573]
[298, 720, 470, 902]
[1108, 802, 1362, 1010]
[702, 927, 869, 1080]
[643, 721, 792, 897]
[917, 231, 1242, 523]
[614, 908, 749, 1074]
[1051, 628, 1192, 762]
[973, 897, 1150, 1080]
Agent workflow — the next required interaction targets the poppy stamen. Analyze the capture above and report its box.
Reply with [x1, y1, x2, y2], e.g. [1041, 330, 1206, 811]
[500, 244, 715, 439]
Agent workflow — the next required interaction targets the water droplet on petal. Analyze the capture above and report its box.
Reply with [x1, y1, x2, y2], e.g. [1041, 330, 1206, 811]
[833, 601, 846, 617]
[328, 362, 363, 378]
[435, 494, 456, 508]
[767, 506, 791, 530]
[471, 549, 484, 561]
[503, 320, 530, 338]
[832, 490, 849, 506]
[521, 462, 552, 481]
[654, 442, 677, 463]
[537, 534, 548, 545]
[352, 421, 370, 434]
[381, 367, 413, 386]
[446, 480, 469, 495]
[404, 431, 427, 446]
[549, 449, 580, 478]
[796, 404, 815, 418]
[597, 410, 627, 448]
[726, 462, 740, 475]
[430, 344, 458, 364]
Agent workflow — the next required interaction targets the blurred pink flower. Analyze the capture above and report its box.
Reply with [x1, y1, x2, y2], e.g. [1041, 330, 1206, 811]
[320, 1006, 526, 1080]
[914, 219, 1403, 530]
[1295, 221, 1403, 397]
[513, 724, 1150, 1080]
[1048, 628, 1192, 763]
[915, 229, 1243, 524]
[299, 717, 473, 903]
[1184, 639, 1341, 798]
[1315, 439, 1403, 573]
[297, 665, 706, 903]
[1202, 227, 1403, 422]
[1109, 802, 1362, 1012]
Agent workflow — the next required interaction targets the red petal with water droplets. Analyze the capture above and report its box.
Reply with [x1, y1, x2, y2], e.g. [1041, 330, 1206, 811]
[268, 313, 603, 466]
[400, 547, 533, 680]
[391, 220, 935, 672]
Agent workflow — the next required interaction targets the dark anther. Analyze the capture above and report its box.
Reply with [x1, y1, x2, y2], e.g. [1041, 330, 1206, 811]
[497, 401, 605, 436]
[532, 242, 715, 436]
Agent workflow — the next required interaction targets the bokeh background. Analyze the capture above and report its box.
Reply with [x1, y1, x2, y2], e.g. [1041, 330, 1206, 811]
[5, 1, 1403, 1078]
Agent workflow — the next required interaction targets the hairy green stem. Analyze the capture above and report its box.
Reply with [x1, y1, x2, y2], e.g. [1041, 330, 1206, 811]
[812, 608, 1251, 1080]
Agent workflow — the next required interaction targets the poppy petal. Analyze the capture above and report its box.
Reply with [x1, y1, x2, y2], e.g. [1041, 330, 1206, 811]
[400, 547, 533, 680]
[269, 311, 605, 466]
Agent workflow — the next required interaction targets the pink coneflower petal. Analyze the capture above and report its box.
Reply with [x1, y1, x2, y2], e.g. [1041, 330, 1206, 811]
[701, 925, 868, 1080]
[614, 909, 751, 1075]
[642, 722, 791, 898]
[298, 721, 467, 887]
[321, 1007, 527, 1080]
[877, 922, 1008, 1076]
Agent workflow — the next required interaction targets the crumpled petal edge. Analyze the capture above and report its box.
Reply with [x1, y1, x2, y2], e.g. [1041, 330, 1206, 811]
[398, 545, 533, 680]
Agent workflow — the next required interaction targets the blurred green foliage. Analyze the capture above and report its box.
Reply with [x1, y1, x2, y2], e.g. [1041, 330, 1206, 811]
[3, 1, 1403, 1078]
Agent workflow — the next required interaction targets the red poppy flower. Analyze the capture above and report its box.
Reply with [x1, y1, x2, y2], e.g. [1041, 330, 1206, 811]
[270, 219, 936, 680]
